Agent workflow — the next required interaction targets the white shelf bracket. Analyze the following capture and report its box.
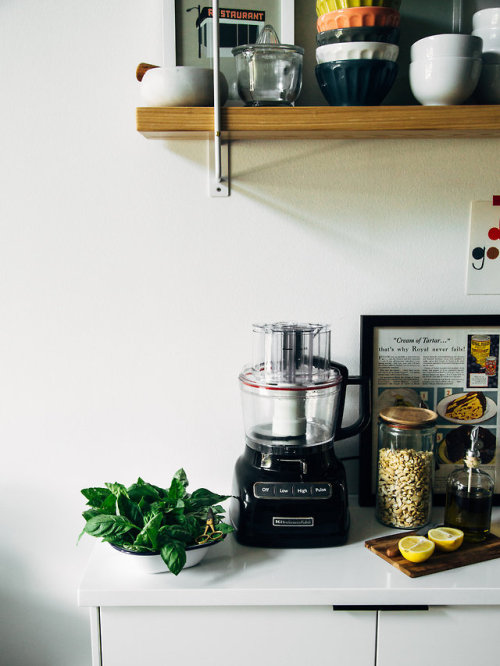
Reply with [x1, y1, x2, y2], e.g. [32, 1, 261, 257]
[209, 0, 230, 197]
[208, 139, 229, 197]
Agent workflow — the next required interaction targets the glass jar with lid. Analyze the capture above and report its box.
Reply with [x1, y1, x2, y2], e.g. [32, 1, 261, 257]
[376, 406, 437, 529]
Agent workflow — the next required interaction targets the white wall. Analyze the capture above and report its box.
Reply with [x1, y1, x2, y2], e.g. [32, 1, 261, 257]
[1, 1, 500, 664]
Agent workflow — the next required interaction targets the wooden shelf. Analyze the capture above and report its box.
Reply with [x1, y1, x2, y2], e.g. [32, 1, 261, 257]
[137, 105, 500, 140]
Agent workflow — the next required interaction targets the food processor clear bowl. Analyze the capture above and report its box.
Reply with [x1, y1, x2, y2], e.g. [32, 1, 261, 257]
[239, 323, 343, 450]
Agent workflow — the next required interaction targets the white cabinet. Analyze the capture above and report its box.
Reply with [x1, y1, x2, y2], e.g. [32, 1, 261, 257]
[377, 606, 500, 665]
[79, 507, 500, 666]
[92, 604, 500, 666]
[99, 606, 376, 666]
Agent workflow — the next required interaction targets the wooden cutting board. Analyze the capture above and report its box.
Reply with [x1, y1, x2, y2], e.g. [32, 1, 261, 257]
[365, 531, 500, 578]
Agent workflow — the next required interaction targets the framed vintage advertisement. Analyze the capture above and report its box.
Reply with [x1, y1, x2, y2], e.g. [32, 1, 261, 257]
[163, 0, 295, 102]
[359, 314, 500, 507]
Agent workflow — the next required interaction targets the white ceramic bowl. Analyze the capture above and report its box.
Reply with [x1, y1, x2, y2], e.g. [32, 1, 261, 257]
[140, 66, 228, 107]
[409, 57, 482, 105]
[411, 34, 483, 61]
[473, 7, 500, 30]
[472, 27, 500, 56]
[475, 62, 500, 103]
[110, 540, 224, 574]
[316, 40, 399, 63]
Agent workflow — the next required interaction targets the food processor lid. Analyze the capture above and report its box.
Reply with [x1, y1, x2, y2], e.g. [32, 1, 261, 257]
[240, 321, 341, 390]
[232, 24, 304, 56]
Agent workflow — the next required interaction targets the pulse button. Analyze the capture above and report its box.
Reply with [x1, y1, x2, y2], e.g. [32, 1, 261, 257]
[312, 483, 332, 498]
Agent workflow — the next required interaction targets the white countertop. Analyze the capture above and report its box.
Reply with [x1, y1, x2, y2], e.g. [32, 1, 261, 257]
[78, 504, 500, 608]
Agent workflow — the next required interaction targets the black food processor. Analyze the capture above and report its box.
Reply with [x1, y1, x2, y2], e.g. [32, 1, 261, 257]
[231, 322, 369, 548]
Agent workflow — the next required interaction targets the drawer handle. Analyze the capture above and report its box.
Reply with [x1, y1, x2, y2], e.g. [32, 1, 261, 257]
[332, 605, 429, 612]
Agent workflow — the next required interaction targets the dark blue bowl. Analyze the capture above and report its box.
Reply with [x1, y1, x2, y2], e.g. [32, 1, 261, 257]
[315, 59, 398, 106]
[316, 26, 400, 46]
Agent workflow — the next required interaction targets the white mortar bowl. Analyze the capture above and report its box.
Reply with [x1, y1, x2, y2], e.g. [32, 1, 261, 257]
[475, 62, 500, 103]
[472, 27, 500, 57]
[411, 34, 483, 61]
[473, 7, 500, 30]
[410, 57, 482, 105]
[140, 66, 228, 107]
[316, 41, 399, 63]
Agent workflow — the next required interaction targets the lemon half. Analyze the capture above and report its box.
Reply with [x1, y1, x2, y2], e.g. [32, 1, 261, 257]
[398, 536, 435, 563]
[427, 527, 464, 552]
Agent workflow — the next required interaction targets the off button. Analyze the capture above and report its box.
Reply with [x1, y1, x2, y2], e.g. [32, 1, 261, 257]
[254, 483, 275, 498]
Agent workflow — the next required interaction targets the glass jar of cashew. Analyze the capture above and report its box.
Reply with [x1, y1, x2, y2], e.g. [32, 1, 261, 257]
[376, 406, 437, 529]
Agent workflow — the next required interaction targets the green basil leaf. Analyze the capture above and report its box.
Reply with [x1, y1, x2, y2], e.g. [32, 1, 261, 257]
[173, 468, 189, 489]
[149, 500, 167, 513]
[82, 508, 103, 521]
[161, 540, 186, 576]
[134, 511, 163, 550]
[100, 493, 118, 514]
[128, 480, 161, 504]
[137, 496, 152, 514]
[84, 514, 136, 539]
[182, 515, 201, 538]
[81, 487, 112, 508]
[105, 482, 129, 499]
[117, 494, 143, 527]
[216, 522, 234, 534]
[158, 525, 193, 545]
[166, 507, 187, 524]
[189, 489, 230, 508]
[168, 477, 186, 502]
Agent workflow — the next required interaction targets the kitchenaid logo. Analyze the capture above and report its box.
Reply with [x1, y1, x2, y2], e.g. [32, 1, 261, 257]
[273, 517, 314, 527]
[203, 7, 266, 22]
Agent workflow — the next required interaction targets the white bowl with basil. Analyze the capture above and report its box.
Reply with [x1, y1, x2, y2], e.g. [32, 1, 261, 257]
[110, 538, 225, 574]
[79, 470, 232, 575]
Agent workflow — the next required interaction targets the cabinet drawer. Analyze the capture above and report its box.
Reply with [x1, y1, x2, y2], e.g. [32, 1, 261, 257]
[100, 605, 376, 666]
[378, 606, 500, 665]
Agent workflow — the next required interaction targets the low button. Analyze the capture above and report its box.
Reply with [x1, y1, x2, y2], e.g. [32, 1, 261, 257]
[293, 483, 312, 497]
[275, 483, 293, 497]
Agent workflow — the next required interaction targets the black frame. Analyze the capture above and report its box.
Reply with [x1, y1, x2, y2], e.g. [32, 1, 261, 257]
[359, 314, 500, 507]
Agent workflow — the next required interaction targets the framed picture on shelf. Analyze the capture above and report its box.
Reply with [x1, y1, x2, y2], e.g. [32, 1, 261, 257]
[162, 0, 295, 102]
[359, 314, 500, 507]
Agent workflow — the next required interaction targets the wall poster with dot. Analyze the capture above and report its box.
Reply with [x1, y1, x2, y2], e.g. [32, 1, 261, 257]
[467, 199, 500, 295]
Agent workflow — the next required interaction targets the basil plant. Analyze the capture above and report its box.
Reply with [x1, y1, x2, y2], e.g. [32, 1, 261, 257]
[79, 469, 233, 575]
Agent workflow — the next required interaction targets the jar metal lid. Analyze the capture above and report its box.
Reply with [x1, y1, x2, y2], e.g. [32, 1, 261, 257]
[379, 406, 437, 428]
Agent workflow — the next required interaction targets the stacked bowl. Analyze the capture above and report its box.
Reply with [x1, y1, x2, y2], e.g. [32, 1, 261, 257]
[472, 8, 500, 103]
[315, 0, 401, 106]
[409, 33, 483, 105]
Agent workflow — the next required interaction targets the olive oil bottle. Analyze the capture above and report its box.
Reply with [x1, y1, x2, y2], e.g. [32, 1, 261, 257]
[444, 426, 494, 543]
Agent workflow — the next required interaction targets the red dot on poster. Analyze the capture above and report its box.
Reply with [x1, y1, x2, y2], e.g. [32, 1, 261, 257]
[487, 247, 499, 260]
[488, 225, 500, 241]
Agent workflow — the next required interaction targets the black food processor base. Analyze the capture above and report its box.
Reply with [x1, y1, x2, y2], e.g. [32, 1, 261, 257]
[231, 445, 350, 548]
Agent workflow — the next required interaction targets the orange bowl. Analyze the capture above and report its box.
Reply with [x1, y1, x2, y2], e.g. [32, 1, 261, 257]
[317, 7, 400, 31]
